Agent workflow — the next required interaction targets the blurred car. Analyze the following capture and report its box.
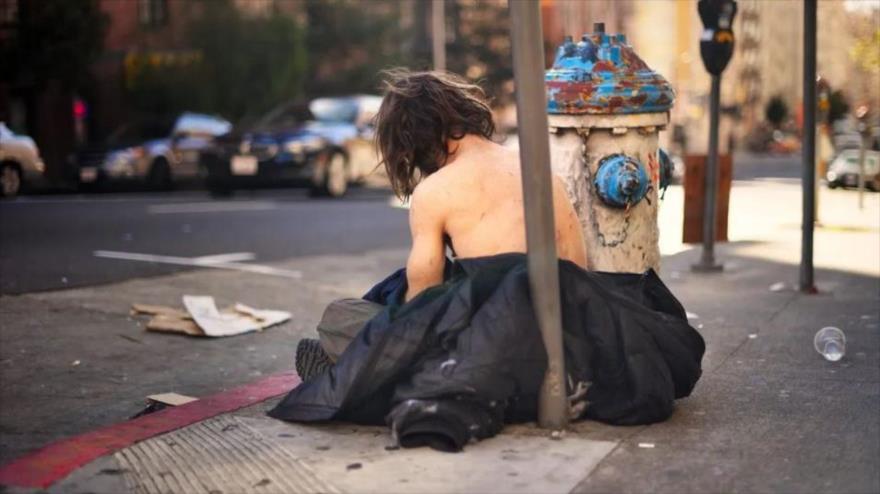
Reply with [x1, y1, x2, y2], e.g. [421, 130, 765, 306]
[0, 122, 46, 198]
[72, 113, 231, 190]
[825, 149, 880, 191]
[202, 95, 381, 197]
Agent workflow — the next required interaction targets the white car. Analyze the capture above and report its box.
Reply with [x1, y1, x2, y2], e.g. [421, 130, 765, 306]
[73, 113, 231, 190]
[0, 122, 46, 198]
[826, 149, 880, 191]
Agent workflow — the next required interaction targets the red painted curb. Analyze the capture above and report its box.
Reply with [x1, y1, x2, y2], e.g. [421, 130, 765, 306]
[0, 370, 299, 489]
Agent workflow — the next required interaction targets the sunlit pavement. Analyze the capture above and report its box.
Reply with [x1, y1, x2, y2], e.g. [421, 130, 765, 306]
[659, 179, 880, 277]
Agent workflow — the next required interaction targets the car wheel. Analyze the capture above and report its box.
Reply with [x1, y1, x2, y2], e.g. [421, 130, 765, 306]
[827, 181, 838, 189]
[0, 162, 22, 198]
[148, 158, 172, 191]
[311, 152, 348, 198]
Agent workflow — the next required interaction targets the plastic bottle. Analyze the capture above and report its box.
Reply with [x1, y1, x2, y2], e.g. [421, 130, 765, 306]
[814, 327, 846, 362]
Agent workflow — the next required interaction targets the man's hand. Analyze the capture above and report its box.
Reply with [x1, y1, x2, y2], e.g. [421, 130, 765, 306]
[405, 185, 446, 302]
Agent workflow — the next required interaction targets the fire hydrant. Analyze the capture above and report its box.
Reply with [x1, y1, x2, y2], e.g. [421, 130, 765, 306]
[546, 23, 675, 272]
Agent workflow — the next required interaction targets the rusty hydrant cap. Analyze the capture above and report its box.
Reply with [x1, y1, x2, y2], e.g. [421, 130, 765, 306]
[545, 25, 675, 115]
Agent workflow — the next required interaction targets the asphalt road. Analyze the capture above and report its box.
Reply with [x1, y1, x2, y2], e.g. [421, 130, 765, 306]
[0, 186, 410, 294]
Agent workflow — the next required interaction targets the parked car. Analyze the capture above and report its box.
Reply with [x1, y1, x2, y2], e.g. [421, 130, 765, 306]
[825, 149, 880, 191]
[0, 122, 46, 198]
[202, 95, 381, 197]
[72, 113, 231, 190]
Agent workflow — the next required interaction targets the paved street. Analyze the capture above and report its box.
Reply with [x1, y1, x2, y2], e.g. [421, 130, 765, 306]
[1, 156, 878, 492]
[0, 187, 409, 294]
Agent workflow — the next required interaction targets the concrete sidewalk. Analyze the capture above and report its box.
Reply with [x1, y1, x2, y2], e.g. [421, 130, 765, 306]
[3, 248, 877, 493]
[1, 181, 878, 493]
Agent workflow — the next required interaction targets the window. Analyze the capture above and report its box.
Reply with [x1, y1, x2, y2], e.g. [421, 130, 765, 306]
[138, 0, 168, 27]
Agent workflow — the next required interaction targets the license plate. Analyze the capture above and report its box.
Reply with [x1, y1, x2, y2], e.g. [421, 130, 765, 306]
[231, 155, 258, 176]
[79, 167, 98, 183]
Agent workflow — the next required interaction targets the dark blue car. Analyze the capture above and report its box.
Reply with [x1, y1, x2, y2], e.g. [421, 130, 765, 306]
[202, 95, 382, 197]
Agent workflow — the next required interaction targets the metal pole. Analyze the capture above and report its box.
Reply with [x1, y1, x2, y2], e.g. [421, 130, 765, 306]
[509, 0, 568, 430]
[858, 130, 867, 210]
[432, 0, 446, 71]
[693, 75, 723, 272]
[800, 0, 817, 293]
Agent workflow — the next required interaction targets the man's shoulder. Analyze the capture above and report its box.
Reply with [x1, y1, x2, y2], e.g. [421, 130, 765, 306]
[409, 173, 448, 220]
[412, 167, 456, 200]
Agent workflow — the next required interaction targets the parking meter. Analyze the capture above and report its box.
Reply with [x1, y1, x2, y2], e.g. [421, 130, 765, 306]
[698, 0, 737, 76]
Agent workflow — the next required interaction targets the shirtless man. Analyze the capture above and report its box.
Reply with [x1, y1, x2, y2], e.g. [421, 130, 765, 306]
[373, 69, 587, 302]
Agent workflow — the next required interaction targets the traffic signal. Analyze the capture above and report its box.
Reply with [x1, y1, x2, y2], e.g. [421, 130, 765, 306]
[698, 0, 738, 76]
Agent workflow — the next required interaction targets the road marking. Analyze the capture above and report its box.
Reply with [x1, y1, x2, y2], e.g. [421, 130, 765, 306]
[93, 250, 302, 278]
[192, 252, 256, 264]
[147, 201, 278, 214]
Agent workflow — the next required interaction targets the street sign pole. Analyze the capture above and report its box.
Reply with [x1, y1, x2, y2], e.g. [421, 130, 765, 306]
[800, 0, 817, 293]
[508, 0, 568, 430]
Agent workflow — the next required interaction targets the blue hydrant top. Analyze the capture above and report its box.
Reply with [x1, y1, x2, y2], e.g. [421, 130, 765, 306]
[545, 23, 675, 115]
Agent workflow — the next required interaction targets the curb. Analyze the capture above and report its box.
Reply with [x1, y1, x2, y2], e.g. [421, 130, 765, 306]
[0, 371, 299, 489]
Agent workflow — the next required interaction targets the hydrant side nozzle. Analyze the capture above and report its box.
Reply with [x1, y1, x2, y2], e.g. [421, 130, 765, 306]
[593, 154, 650, 209]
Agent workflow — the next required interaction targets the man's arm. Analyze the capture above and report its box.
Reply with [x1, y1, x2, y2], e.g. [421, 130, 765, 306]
[405, 186, 446, 302]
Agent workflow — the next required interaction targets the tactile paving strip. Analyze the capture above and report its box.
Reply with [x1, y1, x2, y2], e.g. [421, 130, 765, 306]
[114, 415, 340, 494]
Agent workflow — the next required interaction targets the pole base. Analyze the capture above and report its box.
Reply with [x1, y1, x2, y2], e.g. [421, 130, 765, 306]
[691, 261, 724, 273]
[799, 284, 819, 295]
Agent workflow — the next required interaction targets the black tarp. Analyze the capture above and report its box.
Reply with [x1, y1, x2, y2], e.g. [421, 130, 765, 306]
[268, 253, 705, 451]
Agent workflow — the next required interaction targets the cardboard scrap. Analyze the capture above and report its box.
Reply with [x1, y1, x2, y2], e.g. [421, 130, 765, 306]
[131, 304, 192, 319]
[146, 315, 204, 336]
[131, 296, 290, 338]
[146, 392, 198, 406]
[131, 392, 199, 419]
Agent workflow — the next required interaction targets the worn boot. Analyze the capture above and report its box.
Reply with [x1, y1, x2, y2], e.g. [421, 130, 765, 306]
[295, 338, 333, 381]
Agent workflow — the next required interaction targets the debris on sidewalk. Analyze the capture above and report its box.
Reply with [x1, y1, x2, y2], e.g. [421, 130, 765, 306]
[147, 392, 198, 406]
[184, 296, 290, 337]
[769, 281, 789, 292]
[814, 326, 846, 362]
[131, 296, 290, 337]
[132, 303, 203, 336]
[130, 392, 198, 419]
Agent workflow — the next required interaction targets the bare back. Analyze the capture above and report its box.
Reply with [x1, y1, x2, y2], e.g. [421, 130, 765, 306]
[405, 138, 587, 301]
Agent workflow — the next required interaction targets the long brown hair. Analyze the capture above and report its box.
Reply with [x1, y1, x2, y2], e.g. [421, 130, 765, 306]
[375, 69, 495, 198]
